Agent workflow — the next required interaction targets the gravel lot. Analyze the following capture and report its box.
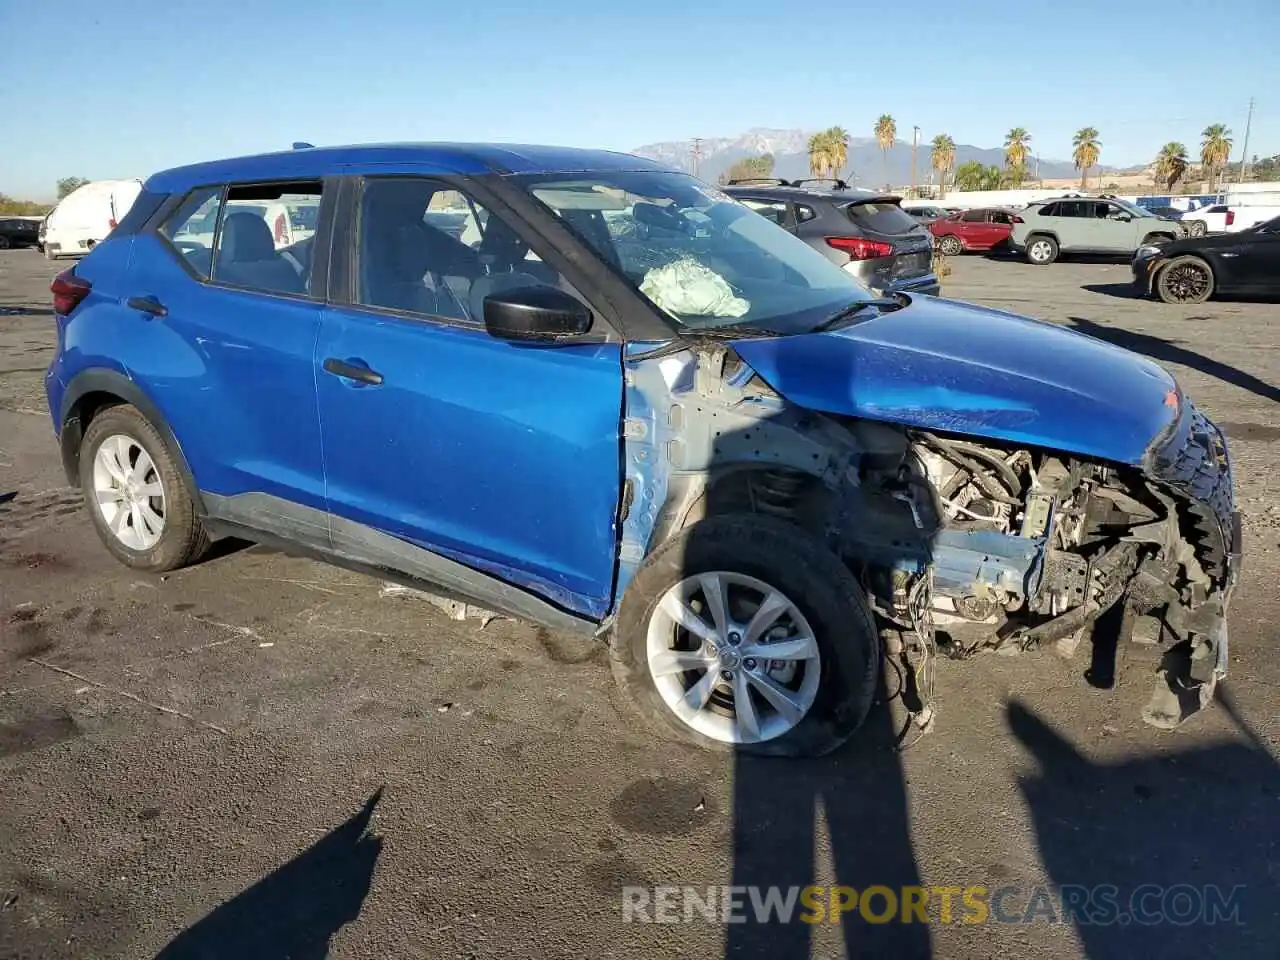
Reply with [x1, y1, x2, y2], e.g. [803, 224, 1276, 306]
[2, 247, 1278, 960]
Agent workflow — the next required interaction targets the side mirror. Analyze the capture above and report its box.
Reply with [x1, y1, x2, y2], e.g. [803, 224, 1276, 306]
[1117, 214, 1133, 222]
[483, 286, 592, 343]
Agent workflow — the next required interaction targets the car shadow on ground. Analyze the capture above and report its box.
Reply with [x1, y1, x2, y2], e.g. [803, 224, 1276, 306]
[1066, 316, 1280, 404]
[153, 789, 383, 959]
[1008, 689, 1280, 959]
[1082, 283, 1141, 300]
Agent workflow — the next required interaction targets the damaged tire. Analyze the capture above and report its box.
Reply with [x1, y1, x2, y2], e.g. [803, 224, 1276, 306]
[610, 514, 879, 757]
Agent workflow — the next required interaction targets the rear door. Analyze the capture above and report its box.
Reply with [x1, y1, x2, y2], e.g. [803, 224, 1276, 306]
[125, 180, 330, 516]
[315, 174, 625, 618]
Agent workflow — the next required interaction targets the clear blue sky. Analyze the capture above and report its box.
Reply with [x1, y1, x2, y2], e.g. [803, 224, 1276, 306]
[2, 0, 1276, 200]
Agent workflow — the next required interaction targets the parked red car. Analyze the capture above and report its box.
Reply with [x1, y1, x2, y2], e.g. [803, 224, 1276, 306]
[930, 208, 1017, 254]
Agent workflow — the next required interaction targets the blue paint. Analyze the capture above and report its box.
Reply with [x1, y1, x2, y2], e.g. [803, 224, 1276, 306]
[731, 295, 1179, 466]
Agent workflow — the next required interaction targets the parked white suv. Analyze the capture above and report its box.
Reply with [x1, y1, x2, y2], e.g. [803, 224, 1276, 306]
[1009, 197, 1184, 265]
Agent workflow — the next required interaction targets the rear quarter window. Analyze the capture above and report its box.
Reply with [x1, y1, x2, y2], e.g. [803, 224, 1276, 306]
[843, 202, 919, 235]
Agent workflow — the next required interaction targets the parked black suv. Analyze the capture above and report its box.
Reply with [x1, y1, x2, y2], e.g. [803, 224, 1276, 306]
[0, 217, 41, 250]
[723, 179, 939, 295]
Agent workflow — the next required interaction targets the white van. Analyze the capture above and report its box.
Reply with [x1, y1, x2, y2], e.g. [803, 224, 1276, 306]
[44, 179, 143, 259]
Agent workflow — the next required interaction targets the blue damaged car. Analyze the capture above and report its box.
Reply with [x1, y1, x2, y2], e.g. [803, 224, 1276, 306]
[45, 144, 1241, 756]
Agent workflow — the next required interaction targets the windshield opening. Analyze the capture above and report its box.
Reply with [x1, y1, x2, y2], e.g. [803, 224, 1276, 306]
[516, 171, 875, 334]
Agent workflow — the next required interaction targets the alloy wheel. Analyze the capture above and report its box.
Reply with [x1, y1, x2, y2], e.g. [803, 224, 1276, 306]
[1162, 262, 1211, 303]
[1029, 240, 1052, 263]
[92, 434, 166, 550]
[645, 572, 821, 744]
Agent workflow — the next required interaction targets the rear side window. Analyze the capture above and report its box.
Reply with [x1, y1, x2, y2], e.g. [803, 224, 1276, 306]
[796, 204, 817, 223]
[961, 210, 986, 222]
[739, 199, 790, 226]
[843, 201, 918, 235]
[213, 181, 323, 296]
[160, 187, 222, 279]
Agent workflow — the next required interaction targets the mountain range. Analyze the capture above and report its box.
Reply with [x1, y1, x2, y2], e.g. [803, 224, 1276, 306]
[632, 127, 1119, 186]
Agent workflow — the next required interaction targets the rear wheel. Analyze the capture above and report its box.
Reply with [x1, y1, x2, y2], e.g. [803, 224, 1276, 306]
[1156, 256, 1214, 304]
[610, 514, 879, 757]
[938, 235, 963, 256]
[1026, 235, 1058, 265]
[0, 236, 10, 250]
[1187, 220, 1207, 238]
[78, 404, 210, 572]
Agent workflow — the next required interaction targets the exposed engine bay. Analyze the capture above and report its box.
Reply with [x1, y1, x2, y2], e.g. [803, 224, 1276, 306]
[620, 344, 1240, 734]
[833, 414, 1237, 731]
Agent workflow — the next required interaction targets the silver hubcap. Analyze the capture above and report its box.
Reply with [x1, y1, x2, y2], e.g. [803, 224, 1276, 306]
[645, 572, 821, 744]
[93, 434, 166, 550]
[1030, 240, 1051, 261]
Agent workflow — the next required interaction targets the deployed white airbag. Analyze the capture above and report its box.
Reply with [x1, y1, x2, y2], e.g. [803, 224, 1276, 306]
[639, 258, 749, 319]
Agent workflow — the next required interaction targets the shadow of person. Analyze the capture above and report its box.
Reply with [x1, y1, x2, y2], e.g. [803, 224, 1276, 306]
[667, 330, 934, 958]
[726, 680, 932, 959]
[1065, 315, 1280, 404]
[1007, 697, 1280, 959]
[154, 788, 384, 960]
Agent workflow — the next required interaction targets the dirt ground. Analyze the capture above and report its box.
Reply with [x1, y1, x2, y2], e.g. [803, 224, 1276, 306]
[2, 247, 1278, 960]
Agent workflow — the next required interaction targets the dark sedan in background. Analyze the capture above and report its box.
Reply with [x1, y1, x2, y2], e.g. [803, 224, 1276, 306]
[1133, 214, 1280, 303]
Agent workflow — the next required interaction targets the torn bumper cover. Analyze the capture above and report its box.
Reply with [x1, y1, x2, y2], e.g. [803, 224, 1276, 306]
[1138, 400, 1241, 725]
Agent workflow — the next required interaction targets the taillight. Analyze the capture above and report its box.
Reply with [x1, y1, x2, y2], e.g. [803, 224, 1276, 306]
[51, 269, 92, 315]
[107, 218, 118, 230]
[1225, 210, 1235, 226]
[825, 236, 894, 260]
[1011, 215, 1024, 223]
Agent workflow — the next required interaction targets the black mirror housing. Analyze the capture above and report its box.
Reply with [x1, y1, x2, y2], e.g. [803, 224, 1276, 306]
[483, 286, 592, 343]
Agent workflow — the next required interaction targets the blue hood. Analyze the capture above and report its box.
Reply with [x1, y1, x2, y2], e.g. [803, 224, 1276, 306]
[731, 297, 1178, 466]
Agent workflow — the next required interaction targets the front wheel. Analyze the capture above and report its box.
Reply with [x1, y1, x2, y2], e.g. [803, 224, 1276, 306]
[938, 235, 963, 256]
[1156, 255, 1214, 304]
[1026, 235, 1058, 265]
[610, 514, 880, 757]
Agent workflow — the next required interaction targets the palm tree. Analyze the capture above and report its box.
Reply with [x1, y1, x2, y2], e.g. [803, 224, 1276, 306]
[1154, 142, 1189, 190]
[874, 115, 897, 189]
[1072, 127, 1101, 189]
[807, 131, 834, 179]
[930, 133, 955, 197]
[826, 126, 850, 180]
[1004, 128, 1031, 187]
[953, 161, 985, 191]
[1200, 124, 1233, 192]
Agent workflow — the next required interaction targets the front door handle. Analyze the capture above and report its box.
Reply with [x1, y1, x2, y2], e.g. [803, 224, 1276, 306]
[323, 357, 384, 386]
[126, 295, 167, 318]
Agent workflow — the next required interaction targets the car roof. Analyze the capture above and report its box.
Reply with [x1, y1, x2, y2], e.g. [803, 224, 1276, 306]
[723, 184, 898, 203]
[146, 143, 669, 193]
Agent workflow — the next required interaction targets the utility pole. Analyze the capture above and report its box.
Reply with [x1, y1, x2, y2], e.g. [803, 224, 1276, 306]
[691, 138, 703, 178]
[910, 126, 919, 198]
[1236, 97, 1254, 185]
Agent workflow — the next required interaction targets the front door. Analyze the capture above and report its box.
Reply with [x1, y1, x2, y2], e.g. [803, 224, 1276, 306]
[315, 176, 625, 618]
[1224, 222, 1280, 292]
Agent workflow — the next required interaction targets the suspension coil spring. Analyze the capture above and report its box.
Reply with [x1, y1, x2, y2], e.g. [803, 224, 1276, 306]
[753, 470, 806, 517]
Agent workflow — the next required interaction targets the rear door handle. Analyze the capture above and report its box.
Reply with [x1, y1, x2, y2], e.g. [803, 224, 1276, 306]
[323, 357, 384, 386]
[126, 295, 167, 318]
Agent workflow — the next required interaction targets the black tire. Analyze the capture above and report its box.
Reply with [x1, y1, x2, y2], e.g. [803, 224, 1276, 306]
[1156, 255, 1214, 305]
[78, 404, 210, 572]
[610, 514, 880, 758]
[938, 235, 963, 256]
[1025, 234, 1058, 265]
[0, 236, 10, 250]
